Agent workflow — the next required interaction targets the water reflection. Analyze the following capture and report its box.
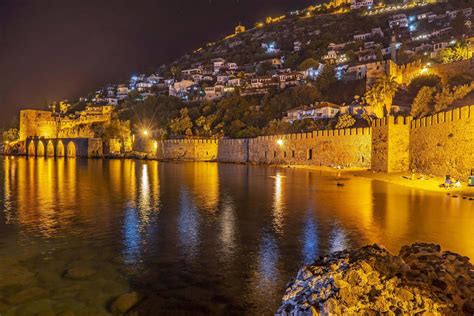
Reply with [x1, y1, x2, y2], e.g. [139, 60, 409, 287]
[329, 224, 349, 253]
[178, 189, 200, 260]
[302, 211, 319, 264]
[272, 172, 285, 234]
[1, 158, 473, 315]
[219, 194, 236, 258]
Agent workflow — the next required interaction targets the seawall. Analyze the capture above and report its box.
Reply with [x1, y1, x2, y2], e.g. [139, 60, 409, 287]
[410, 106, 474, 179]
[151, 105, 473, 178]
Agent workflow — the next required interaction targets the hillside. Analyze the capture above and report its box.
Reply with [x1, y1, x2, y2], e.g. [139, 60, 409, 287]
[13, 0, 474, 141]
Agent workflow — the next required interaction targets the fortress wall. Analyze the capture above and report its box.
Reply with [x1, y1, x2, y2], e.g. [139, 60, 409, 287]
[19, 110, 58, 141]
[430, 59, 474, 83]
[217, 139, 249, 163]
[410, 106, 474, 179]
[157, 139, 218, 161]
[371, 117, 411, 173]
[247, 128, 372, 168]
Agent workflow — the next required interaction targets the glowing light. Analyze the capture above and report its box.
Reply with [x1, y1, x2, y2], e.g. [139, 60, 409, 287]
[142, 130, 149, 136]
[277, 139, 284, 146]
[420, 67, 429, 74]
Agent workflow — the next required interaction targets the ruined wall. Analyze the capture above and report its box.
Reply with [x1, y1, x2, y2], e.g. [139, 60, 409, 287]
[430, 59, 474, 84]
[157, 139, 218, 161]
[247, 128, 372, 168]
[19, 110, 58, 141]
[217, 139, 249, 163]
[410, 106, 474, 179]
[372, 117, 411, 173]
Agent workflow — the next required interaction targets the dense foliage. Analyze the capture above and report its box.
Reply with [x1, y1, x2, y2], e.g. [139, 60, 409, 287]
[119, 85, 329, 138]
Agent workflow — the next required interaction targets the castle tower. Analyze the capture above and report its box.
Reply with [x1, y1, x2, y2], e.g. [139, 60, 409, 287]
[390, 35, 397, 63]
[371, 116, 412, 173]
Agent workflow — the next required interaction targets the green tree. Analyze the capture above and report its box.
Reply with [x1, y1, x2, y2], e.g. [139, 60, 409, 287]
[169, 108, 193, 136]
[298, 58, 319, 71]
[365, 75, 399, 118]
[103, 120, 131, 153]
[411, 86, 436, 118]
[2, 128, 19, 143]
[256, 61, 274, 75]
[315, 65, 336, 95]
[335, 114, 356, 129]
[408, 74, 441, 95]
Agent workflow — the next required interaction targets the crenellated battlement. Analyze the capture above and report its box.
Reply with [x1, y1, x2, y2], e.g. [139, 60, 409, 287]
[249, 127, 371, 144]
[411, 105, 473, 128]
[161, 138, 219, 144]
[372, 116, 413, 128]
[151, 109, 473, 178]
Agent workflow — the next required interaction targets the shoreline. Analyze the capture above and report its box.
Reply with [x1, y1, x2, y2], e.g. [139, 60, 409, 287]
[276, 164, 474, 197]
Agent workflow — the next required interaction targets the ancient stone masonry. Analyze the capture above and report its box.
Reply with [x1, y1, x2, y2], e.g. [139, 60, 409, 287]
[156, 139, 218, 161]
[371, 116, 411, 173]
[247, 128, 371, 168]
[276, 243, 473, 315]
[153, 106, 474, 178]
[410, 106, 474, 179]
[217, 139, 249, 163]
[25, 138, 103, 158]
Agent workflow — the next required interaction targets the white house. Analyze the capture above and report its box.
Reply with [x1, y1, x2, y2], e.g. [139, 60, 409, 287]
[388, 14, 408, 29]
[283, 103, 340, 122]
[226, 62, 238, 71]
[169, 80, 194, 97]
[204, 85, 225, 100]
[354, 32, 372, 41]
[350, 0, 373, 10]
[227, 77, 243, 87]
[212, 58, 226, 73]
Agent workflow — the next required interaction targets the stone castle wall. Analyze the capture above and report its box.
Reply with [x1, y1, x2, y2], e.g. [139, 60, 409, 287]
[410, 106, 474, 179]
[217, 139, 249, 163]
[154, 105, 474, 178]
[19, 110, 58, 141]
[371, 117, 411, 173]
[247, 128, 371, 168]
[156, 128, 372, 168]
[156, 139, 218, 161]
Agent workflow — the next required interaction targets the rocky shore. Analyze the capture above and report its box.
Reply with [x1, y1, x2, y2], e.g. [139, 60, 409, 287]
[277, 243, 473, 315]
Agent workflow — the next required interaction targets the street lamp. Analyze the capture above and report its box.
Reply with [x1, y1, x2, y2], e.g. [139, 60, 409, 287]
[142, 130, 149, 136]
[277, 139, 284, 147]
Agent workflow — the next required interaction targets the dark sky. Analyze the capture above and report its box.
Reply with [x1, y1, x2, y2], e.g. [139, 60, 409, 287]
[0, 0, 314, 128]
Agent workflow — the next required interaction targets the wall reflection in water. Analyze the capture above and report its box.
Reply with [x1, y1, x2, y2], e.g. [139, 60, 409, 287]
[1, 158, 473, 314]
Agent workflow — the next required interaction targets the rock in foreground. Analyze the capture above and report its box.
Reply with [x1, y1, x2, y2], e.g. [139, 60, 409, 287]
[277, 243, 473, 315]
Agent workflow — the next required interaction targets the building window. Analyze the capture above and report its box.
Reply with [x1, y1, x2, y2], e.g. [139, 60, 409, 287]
[292, 150, 295, 158]
[273, 151, 277, 158]
[307, 149, 313, 160]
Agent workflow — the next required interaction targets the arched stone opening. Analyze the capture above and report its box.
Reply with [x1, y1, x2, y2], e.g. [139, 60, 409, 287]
[46, 141, 55, 157]
[57, 141, 65, 157]
[67, 141, 76, 158]
[28, 142, 36, 156]
[37, 141, 45, 157]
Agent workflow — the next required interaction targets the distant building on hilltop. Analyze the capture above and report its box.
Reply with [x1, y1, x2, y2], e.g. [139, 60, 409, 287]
[235, 24, 245, 34]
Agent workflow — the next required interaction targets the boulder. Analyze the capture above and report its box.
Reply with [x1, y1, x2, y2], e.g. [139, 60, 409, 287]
[277, 243, 473, 315]
[110, 292, 140, 314]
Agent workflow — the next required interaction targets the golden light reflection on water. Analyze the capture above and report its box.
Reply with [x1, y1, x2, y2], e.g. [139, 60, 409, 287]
[1, 158, 473, 314]
[272, 172, 285, 234]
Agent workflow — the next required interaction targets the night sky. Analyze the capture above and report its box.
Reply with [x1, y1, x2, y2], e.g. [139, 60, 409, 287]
[0, 0, 314, 128]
